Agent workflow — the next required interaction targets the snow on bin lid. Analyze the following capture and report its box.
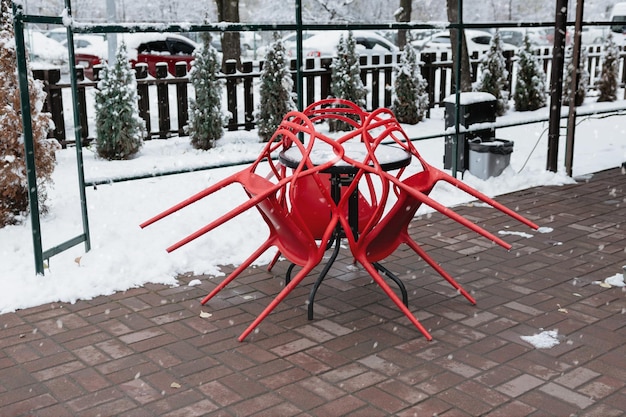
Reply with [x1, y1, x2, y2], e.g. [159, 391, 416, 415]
[443, 92, 496, 104]
[469, 139, 514, 154]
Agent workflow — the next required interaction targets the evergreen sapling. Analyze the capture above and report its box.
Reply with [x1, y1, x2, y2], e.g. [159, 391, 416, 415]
[473, 30, 509, 116]
[256, 33, 296, 142]
[94, 42, 145, 160]
[392, 44, 429, 124]
[562, 44, 589, 107]
[188, 33, 225, 150]
[329, 31, 367, 131]
[513, 33, 547, 111]
[597, 32, 619, 103]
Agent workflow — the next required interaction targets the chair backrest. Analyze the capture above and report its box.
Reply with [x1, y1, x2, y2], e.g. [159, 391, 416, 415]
[264, 111, 347, 254]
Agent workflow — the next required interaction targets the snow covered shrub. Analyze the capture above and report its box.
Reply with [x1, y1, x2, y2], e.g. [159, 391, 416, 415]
[188, 33, 226, 149]
[513, 34, 547, 112]
[391, 44, 429, 124]
[256, 32, 296, 142]
[562, 44, 589, 107]
[94, 42, 145, 160]
[329, 31, 367, 132]
[473, 30, 509, 116]
[597, 32, 619, 103]
[0, 3, 58, 227]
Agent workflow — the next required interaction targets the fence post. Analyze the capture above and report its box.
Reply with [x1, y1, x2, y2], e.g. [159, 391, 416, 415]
[225, 60, 238, 131]
[470, 51, 480, 82]
[155, 63, 171, 138]
[359, 56, 368, 107]
[305, 57, 315, 105]
[440, 52, 450, 105]
[320, 58, 332, 100]
[618, 46, 626, 100]
[175, 62, 188, 136]
[75, 67, 89, 144]
[33, 68, 66, 147]
[135, 63, 151, 137]
[371, 55, 380, 109]
[503, 49, 515, 92]
[421, 51, 435, 117]
[383, 54, 394, 108]
[242, 61, 254, 131]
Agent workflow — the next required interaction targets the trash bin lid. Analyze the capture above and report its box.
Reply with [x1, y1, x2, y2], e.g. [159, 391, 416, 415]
[469, 139, 514, 155]
[443, 91, 497, 104]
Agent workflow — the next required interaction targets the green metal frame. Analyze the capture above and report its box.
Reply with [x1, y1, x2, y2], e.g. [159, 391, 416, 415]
[13, 1, 91, 275]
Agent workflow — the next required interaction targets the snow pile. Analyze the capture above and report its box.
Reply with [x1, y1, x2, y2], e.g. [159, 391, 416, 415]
[521, 330, 560, 349]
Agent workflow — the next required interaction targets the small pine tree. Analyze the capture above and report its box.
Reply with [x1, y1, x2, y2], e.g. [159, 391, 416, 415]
[256, 32, 296, 142]
[94, 42, 145, 160]
[562, 44, 590, 107]
[514, 34, 547, 112]
[0, 1, 58, 227]
[329, 31, 368, 132]
[473, 30, 509, 116]
[188, 33, 225, 149]
[597, 32, 619, 102]
[391, 45, 429, 124]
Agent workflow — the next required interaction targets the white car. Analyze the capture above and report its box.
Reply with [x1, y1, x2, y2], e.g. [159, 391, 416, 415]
[298, 30, 399, 58]
[497, 28, 550, 47]
[416, 29, 516, 54]
[26, 30, 68, 67]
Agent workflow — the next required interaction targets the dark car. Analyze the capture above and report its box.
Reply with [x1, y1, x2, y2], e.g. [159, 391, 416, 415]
[74, 33, 198, 79]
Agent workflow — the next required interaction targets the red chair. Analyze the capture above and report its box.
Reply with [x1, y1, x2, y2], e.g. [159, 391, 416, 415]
[141, 111, 346, 341]
[266, 99, 379, 268]
[332, 107, 539, 339]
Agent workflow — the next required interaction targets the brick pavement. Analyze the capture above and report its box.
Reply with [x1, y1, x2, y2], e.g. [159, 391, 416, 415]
[1, 167, 625, 416]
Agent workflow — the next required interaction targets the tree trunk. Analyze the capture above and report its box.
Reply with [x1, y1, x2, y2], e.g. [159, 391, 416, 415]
[215, 0, 241, 72]
[395, 0, 412, 50]
[445, 0, 472, 92]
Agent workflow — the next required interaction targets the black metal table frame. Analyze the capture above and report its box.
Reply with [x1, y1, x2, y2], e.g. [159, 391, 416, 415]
[278, 143, 412, 320]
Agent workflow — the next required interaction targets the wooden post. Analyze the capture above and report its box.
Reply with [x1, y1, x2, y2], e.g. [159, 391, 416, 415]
[33, 68, 66, 146]
[225, 60, 238, 131]
[135, 63, 150, 138]
[547, 0, 569, 172]
[242, 61, 254, 131]
[155, 63, 171, 138]
[174, 62, 188, 136]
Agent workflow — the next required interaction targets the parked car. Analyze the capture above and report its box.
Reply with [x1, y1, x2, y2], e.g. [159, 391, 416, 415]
[415, 29, 516, 54]
[72, 33, 198, 79]
[295, 30, 399, 58]
[255, 31, 318, 58]
[497, 28, 550, 47]
[26, 30, 68, 68]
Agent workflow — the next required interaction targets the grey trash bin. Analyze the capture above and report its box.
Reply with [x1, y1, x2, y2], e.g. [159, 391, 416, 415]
[443, 92, 497, 173]
[468, 138, 514, 180]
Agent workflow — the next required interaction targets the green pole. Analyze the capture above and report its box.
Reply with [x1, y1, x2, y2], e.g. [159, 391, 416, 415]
[452, 0, 463, 178]
[13, 2, 45, 274]
[295, 0, 303, 111]
[64, 0, 91, 252]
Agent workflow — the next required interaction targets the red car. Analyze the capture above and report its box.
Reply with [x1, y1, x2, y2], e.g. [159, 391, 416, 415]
[74, 33, 198, 80]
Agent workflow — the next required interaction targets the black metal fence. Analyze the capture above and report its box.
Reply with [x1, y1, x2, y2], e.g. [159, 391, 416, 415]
[34, 45, 626, 147]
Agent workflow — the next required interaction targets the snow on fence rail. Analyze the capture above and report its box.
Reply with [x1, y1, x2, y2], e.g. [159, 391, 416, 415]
[34, 46, 626, 147]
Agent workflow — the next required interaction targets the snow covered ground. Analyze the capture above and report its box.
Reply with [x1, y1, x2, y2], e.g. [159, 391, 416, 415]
[1, 99, 625, 314]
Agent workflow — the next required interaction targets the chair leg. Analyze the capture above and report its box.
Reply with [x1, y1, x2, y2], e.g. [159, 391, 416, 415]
[359, 260, 432, 341]
[404, 235, 476, 305]
[200, 239, 274, 305]
[238, 260, 318, 342]
[267, 250, 282, 272]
